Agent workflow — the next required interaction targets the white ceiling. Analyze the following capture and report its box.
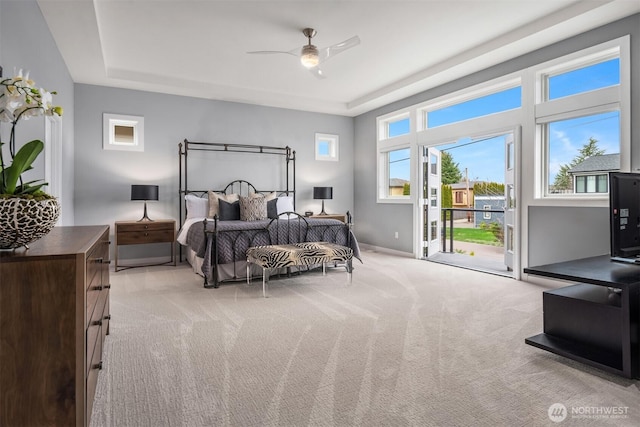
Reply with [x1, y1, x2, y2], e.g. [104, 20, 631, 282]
[37, 0, 640, 117]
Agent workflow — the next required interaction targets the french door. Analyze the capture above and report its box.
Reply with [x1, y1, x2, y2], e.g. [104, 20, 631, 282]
[421, 147, 441, 258]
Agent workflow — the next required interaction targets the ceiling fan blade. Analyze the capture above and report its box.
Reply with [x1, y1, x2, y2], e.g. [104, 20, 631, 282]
[318, 35, 360, 63]
[246, 50, 297, 57]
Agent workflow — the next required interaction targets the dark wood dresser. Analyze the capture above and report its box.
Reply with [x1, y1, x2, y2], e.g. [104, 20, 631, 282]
[0, 225, 111, 426]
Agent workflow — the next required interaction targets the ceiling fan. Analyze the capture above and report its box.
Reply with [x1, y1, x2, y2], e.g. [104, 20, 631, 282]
[247, 28, 360, 78]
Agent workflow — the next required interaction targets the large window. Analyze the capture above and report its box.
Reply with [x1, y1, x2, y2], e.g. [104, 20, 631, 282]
[546, 58, 620, 100]
[376, 36, 629, 206]
[386, 148, 410, 196]
[388, 117, 410, 138]
[536, 38, 628, 199]
[377, 112, 413, 202]
[425, 86, 521, 128]
[545, 111, 620, 195]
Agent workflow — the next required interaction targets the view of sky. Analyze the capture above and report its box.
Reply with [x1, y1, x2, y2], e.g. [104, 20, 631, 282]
[388, 58, 620, 185]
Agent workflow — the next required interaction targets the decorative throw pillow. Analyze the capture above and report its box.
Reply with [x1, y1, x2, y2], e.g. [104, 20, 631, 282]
[240, 196, 267, 221]
[208, 191, 239, 218]
[218, 200, 240, 221]
[185, 194, 209, 219]
[250, 191, 276, 201]
[267, 198, 278, 219]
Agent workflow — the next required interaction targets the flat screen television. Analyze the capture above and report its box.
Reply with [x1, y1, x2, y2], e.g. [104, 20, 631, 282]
[609, 172, 640, 262]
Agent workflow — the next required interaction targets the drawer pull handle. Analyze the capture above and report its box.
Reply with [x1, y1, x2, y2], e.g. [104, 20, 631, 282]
[92, 362, 103, 370]
[104, 315, 112, 320]
[91, 320, 103, 326]
[92, 285, 103, 291]
[103, 260, 112, 265]
[144, 232, 149, 236]
[144, 225, 149, 229]
[104, 284, 111, 289]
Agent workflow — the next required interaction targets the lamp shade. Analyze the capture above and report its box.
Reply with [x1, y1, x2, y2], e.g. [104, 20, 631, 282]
[131, 185, 159, 201]
[313, 187, 333, 200]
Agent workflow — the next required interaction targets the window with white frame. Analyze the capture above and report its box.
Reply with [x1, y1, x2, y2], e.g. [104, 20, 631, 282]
[375, 36, 629, 207]
[380, 147, 411, 197]
[423, 85, 521, 129]
[535, 37, 629, 198]
[377, 112, 412, 201]
[315, 133, 339, 161]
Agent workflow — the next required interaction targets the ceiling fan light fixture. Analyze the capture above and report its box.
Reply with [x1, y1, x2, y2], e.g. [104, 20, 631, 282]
[300, 44, 319, 68]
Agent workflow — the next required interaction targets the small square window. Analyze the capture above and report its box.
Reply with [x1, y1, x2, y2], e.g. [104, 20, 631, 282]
[315, 133, 339, 161]
[103, 113, 144, 152]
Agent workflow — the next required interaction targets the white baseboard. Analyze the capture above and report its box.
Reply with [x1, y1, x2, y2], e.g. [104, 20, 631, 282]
[359, 243, 414, 258]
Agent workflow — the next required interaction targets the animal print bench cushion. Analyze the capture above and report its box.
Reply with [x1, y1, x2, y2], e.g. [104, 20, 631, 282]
[246, 242, 353, 269]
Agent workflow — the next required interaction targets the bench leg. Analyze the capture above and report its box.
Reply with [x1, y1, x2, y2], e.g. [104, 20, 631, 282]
[263, 268, 268, 298]
[322, 262, 326, 276]
[347, 259, 353, 284]
[246, 261, 251, 285]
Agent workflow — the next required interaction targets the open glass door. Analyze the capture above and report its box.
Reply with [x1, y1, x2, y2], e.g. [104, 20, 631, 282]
[422, 146, 441, 257]
[504, 132, 519, 277]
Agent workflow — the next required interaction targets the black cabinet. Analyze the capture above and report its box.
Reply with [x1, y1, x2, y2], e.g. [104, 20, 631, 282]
[525, 256, 639, 379]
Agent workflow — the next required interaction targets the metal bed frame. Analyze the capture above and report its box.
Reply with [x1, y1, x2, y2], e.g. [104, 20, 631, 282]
[178, 139, 296, 228]
[177, 139, 353, 289]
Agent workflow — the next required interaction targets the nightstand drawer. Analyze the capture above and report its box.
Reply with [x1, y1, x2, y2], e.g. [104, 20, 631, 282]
[117, 229, 174, 245]
[117, 222, 174, 233]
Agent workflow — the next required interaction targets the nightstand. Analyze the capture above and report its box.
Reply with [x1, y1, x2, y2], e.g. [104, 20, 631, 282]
[115, 219, 176, 271]
[309, 214, 347, 223]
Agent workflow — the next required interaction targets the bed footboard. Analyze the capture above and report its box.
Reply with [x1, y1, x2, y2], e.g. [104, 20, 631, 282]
[202, 212, 357, 289]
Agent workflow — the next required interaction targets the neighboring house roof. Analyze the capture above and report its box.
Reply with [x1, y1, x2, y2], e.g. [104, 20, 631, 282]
[449, 181, 485, 190]
[568, 153, 620, 174]
[389, 178, 409, 187]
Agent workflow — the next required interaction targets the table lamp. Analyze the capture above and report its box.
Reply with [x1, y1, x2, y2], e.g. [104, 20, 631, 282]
[131, 184, 159, 221]
[313, 186, 333, 215]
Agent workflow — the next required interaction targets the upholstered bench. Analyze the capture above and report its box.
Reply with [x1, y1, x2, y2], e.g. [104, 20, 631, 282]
[246, 241, 353, 297]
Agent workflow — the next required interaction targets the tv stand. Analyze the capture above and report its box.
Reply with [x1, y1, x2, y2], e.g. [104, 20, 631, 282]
[524, 255, 639, 379]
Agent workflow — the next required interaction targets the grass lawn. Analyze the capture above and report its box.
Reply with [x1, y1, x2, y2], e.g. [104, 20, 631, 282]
[444, 227, 503, 246]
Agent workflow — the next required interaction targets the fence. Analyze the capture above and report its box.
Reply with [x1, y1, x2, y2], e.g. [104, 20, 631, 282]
[440, 207, 505, 253]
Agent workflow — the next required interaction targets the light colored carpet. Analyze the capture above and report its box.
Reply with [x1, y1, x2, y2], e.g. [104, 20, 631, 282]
[90, 249, 639, 426]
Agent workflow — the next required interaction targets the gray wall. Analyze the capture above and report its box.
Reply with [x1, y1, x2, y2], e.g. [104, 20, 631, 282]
[528, 207, 609, 266]
[354, 14, 640, 266]
[74, 85, 354, 260]
[0, 0, 75, 224]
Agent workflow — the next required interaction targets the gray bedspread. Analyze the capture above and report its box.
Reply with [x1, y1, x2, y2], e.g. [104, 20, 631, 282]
[183, 217, 361, 282]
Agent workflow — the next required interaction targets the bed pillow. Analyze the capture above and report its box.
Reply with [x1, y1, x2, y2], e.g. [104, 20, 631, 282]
[185, 194, 209, 219]
[240, 195, 268, 221]
[218, 200, 241, 221]
[267, 198, 278, 219]
[251, 191, 277, 201]
[277, 196, 295, 218]
[208, 191, 239, 218]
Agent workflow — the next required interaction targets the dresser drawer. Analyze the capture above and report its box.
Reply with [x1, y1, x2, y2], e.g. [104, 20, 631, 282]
[86, 324, 103, 420]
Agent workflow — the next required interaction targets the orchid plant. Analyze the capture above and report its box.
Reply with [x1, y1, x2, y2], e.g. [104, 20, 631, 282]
[0, 69, 62, 197]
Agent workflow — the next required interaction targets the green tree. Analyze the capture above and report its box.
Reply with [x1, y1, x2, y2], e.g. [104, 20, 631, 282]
[552, 137, 605, 191]
[442, 151, 462, 184]
[402, 182, 410, 195]
[442, 184, 452, 221]
[442, 184, 452, 208]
